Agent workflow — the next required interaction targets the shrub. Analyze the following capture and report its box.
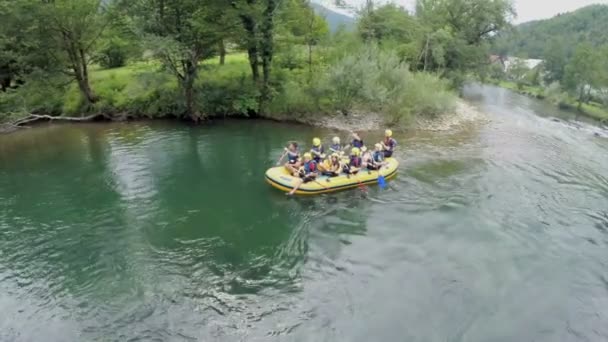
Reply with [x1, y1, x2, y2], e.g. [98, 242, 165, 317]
[321, 45, 456, 124]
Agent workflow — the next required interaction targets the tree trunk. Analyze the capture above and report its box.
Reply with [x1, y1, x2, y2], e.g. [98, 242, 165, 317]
[182, 58, 200, 122]
[219, 39, 226, 65]
[240, 14, 259, 83]
[259, 0, 276, 115]
[578, 85, 585, 111]
[63, 34, 98, 107]
[308, 43, 312, 79]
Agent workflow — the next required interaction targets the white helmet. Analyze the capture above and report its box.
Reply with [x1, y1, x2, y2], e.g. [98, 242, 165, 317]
[332, 136, 340, 144]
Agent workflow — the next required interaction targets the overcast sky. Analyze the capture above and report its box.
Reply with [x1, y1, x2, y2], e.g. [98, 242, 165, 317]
[370, 0, 608, 23]
[513, 0, 608, 22]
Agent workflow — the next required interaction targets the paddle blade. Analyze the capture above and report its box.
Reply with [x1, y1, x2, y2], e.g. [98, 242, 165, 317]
[378, 175, 387, 189]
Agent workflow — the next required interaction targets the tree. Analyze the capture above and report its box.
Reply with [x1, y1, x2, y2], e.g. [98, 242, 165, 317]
[276, 0, 329, 76]
[358, 4, 421, 44]
[125, 0, 226, 121]
[564, 42, 599, 109]
[415, 0, 514, 76]
[233, 0, 279, 115]
[542, 39, 567, 84]
[36, 0, 110, 107]
[507, 58, 530, 89]
[0, 0, 68, 92]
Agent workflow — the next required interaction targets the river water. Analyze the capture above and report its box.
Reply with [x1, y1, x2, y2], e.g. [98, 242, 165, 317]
[1, 85, 607, 341]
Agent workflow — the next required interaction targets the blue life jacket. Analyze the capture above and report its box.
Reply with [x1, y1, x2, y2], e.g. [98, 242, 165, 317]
[373, 151, 384, 163]
[329, 143, 341, 153]
[287, 150, 299, 164]
[352, 139, 364, 148]
[303, 160, 316, 174]
[311, 145, 324, 162]
[349, 156, 362, 167]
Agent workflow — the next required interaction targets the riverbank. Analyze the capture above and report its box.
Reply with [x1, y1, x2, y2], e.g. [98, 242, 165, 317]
[310, 99, 486, 132]
[1, 51, 465, 133]
[496, 81, 608, 124]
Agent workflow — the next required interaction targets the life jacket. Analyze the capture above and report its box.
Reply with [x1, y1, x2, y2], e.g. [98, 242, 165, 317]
[352, 139, 364, 148]
[329, 143, 341, 153]
[383, 137, 396, 150]
[287, 150, 299, 163]
[373, 151, 384, 163]
[303, 160, 316, 174]
[349, 156, 362, 167]
[311, 145, 324, 162]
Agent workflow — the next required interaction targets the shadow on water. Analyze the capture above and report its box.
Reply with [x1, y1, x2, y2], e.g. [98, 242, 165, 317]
[0, 121, 374, 341]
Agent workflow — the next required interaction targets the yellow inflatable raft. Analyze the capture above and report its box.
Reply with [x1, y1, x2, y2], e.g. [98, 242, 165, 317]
[265, 158, 399, 195]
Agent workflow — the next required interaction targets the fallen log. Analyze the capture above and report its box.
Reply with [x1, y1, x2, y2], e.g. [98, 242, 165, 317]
[11, 113, 108, 126]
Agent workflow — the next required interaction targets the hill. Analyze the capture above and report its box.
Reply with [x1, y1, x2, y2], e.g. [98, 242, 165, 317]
[311, 2, 355, 31]
[494, 4, 608, 58]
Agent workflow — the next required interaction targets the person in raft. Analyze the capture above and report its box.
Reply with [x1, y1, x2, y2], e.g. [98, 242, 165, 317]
[381, 129, 397, 158]
[310, 137, 325, 163]
[360, 146, 372, 169]
[329, 136, 342, 154]
[287, 153, 318, 195]
[277, 141, 301, 175]
[350, 132, 364, 149]
[343, 147, 363, 175]
[319, 153, 342, 177]
[367, 143, 386, 170]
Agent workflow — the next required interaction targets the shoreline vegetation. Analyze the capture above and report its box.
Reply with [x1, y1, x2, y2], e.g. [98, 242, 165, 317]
[488, 5, 608, 126]
[493, 80, 608, 124]
[1, 0, 515, 133]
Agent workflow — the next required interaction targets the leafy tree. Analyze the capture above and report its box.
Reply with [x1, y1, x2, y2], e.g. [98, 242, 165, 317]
[414, 0, 514, 77]
[0, 0, 41, 91]
[542, 39, 567, 84]
[358, 4, 421, 44]
[233, 0, 279, 115]
[36, 0, 110, 107]
[564, 42, 599, 109]
[493, 4, 608, 59]
[507, 58, 530, 89]
[276, 0, 328, 75]
[125, 0, 226, 120]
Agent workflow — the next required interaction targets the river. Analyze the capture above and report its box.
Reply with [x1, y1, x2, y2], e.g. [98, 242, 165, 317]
[1, 85, 607, 341]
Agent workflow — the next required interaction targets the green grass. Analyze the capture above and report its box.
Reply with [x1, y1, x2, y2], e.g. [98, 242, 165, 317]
[497, 80, 608, 122]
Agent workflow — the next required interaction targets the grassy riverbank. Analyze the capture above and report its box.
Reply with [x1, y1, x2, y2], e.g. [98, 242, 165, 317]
[496, 81, 608, 122]
[1, 50, 458, 129]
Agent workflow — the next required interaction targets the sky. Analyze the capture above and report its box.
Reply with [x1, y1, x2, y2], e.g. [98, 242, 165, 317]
[513, 0, 608, 22]
[316, 0, 608, 23]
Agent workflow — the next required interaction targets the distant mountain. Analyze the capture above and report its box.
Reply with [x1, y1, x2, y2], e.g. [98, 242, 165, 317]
[494, 4, 608, 59]
[311, 2, 355, 31]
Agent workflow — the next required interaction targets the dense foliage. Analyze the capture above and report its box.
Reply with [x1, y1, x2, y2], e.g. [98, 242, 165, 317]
[493, 5, 608, 59]
[489, 4, 608, 120]
[0, 0, 515, 126]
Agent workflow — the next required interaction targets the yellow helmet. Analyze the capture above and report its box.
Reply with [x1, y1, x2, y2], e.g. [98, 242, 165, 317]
[351, 147, 361, 156]
[332, 136, 340, 144]
[303, 152, 312, 159]
[385, 129, 393, 137]
[375, 143, 383, 150]
[312, 137, 321, 146]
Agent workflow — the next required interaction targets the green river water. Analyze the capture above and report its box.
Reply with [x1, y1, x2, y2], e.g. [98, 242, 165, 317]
[1, 85, 608, 341]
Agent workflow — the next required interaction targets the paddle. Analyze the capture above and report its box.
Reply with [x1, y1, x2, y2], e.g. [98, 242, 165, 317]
[378, 171, 387, 189]
[276, 149, 288, 166]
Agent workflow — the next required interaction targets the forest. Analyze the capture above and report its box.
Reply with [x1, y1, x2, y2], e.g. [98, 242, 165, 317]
[491, 4, 608, 121]
[1, 0, 513, 127]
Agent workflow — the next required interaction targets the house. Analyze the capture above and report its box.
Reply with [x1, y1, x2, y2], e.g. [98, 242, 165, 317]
[503, 57, 544, 72]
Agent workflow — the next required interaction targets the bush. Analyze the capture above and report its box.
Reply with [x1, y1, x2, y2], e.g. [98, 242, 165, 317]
[321, 45, 456, 124]
[0, 70, 67, 117]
